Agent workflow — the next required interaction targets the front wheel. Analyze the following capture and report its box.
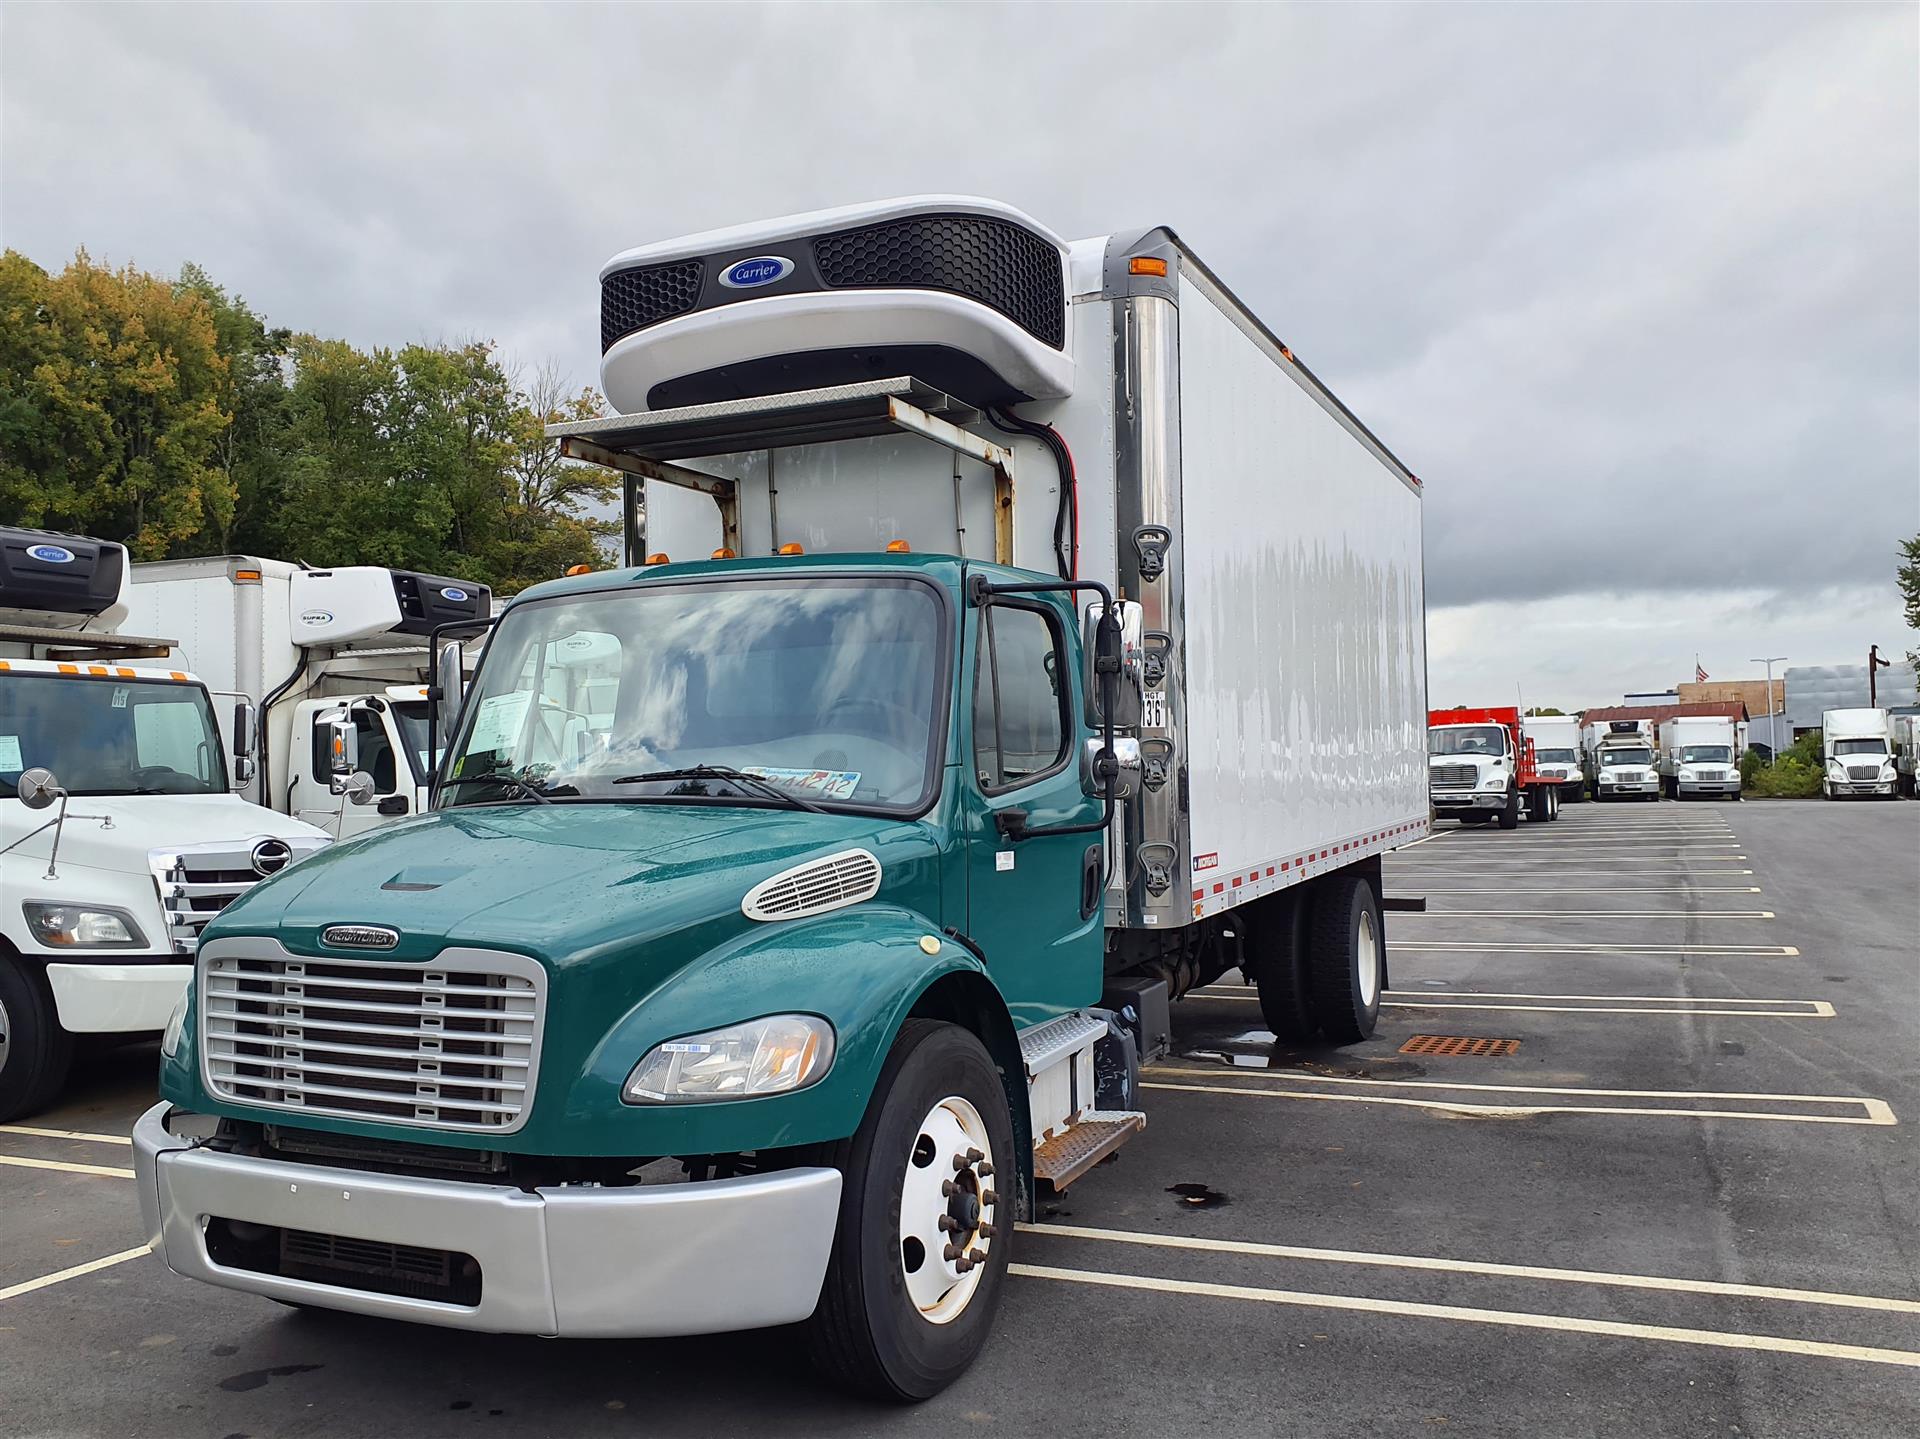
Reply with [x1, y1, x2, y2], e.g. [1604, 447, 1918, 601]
[0, 953, 75, 1124]
[1498, 789, 1520, 829]
[807, 1020, 1014, 1401]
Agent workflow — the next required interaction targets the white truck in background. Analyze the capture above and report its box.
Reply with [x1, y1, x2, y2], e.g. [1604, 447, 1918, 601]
[1657, 715, 1746, 801]
[0, 528, 329, 1121]
[1582, 719, 1660, 801]
[1521, 715, 1585, 804]
[1821, 707, 1898, 799]
[123, 558, 491, 839]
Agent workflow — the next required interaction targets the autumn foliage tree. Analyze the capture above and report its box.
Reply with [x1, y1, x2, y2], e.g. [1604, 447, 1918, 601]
[0, 250, 614, 589]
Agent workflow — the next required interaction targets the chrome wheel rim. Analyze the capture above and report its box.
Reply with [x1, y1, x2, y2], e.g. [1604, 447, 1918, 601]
[1357, 906, 1381, 1007]
[898, 1094, 997, 1325]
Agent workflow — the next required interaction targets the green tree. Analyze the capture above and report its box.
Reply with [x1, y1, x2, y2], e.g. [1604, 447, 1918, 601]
[1899, 533, 1920, 670]
[0, 250, 232, 556]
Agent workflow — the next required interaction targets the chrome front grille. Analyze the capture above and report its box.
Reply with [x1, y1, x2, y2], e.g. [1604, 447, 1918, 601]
[150, 841, 329, 954]
[1430, 764, 1476, 788]
[1846, 765, 1880, 781]
[199, 944, 544, 1133]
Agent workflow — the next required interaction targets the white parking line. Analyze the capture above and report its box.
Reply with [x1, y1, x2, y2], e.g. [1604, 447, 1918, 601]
[1413, 887, 1762, 893]
[0, 1246, 152, 1303]
[1139, 1068, 1896, 1125]
[1390, 941, 1799, 956]
[1188, 988, 1835, 1018]
[1389, 859, 1750, 868]
[1015, 1221, 1920, 1314]
[0, 1124, 132, 1146]
[0, 1154, 135, 1180]
[1406, 910, 1775, 919]
[1007, 1265, 1920, 1370]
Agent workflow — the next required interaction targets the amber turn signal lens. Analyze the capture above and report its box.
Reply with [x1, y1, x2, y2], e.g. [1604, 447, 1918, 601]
[778, 543, 805, 555]
[1128, 257, 1168, 277]
[644, 552, 670, 565]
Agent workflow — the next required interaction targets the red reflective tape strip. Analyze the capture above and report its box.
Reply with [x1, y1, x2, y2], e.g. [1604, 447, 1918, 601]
[1231, 877, 1242, 888]
[1212, 883, 1224, 895]
[1192, 890, 1203, 902]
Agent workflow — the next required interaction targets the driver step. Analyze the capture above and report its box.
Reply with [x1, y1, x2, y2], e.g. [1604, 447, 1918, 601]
[1032, 1111, 1145, 1192]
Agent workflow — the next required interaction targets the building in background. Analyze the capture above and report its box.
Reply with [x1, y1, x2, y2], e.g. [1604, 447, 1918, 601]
[1784, 663, 1920, 735]
[1624, 691, 1681, 706]
[1678, 679, 1788, 753]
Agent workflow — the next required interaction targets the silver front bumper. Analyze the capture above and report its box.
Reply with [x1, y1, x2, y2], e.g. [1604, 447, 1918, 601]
[1431, 791, 1506, 809]
[133, 1104, 842, 1338]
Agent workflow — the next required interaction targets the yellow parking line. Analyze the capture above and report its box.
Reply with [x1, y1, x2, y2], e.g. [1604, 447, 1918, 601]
[1007, 1264, 1920, 1369]
[0, 1246, 152, 1303]
[0, 1154, 135, 1180]
[1015, 1222, 1920, 1314]
[0, 1124, 132, 1146]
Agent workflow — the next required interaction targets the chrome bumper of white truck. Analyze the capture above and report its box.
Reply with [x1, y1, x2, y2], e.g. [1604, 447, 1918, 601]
[133, 1103, 842, 1338]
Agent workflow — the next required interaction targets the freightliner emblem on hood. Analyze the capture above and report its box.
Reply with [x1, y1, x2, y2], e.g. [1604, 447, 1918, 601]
[321, 924, 401, 950]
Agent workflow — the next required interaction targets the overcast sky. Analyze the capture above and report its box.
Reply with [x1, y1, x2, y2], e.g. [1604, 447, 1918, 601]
[4, 2, 1915, 708]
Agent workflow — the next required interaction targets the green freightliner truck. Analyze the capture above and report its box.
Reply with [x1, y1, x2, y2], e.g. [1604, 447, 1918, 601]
[134, 197, 1430, 1399]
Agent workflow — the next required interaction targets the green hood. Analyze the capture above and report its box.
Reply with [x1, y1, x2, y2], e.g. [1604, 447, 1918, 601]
[211, 801, 939, 965]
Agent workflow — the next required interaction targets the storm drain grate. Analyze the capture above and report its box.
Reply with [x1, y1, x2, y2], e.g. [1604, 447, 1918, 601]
[1400, 1034, 1521, 1057]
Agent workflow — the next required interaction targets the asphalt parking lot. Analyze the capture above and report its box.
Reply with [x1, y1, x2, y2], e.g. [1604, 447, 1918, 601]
[3, 799, 1916, 1437]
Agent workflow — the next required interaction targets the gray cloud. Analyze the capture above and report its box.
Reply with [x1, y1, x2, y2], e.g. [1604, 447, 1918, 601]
[3, 2, 1914, 619]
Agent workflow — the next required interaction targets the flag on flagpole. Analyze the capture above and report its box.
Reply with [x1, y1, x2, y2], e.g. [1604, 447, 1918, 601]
[1695, 659, 1709, 683]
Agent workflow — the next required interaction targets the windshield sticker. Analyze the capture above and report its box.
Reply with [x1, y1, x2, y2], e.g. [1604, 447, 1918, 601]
[741, 766, 861, 801]
[111, 686, 130, 708]
[0, 735, 22, 770]
[462, 691, 533, 759]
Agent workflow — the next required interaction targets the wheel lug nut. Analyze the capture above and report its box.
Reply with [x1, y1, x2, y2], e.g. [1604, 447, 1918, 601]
[978, 1222, 997, 1238]
[977, 1162, 993, 1177]
[940, 1179, 957, 1197]
[966, 1148, 983, 1163]
[952, 1154, 967, 1172]
[968, 1248, 987, 1264]
[937, 1215, 958, 1232]
[943, 1244, 959, 1262]
[982, 1189, 997, 1207]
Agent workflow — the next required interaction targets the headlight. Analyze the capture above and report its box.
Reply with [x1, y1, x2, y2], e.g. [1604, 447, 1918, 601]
[624, 1014, 835, 1104]
[160, 986, 190, 1059]
[22, 902, 148, 949]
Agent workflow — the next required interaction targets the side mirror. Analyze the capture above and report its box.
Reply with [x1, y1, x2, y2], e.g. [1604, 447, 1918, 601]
[232, 700, 258, 787]
[1083, 738, 1143, 799]
[341, 771, 377, 807]
[434, 642, 466, 737]
[326, 716, 360, 790]
[1083, 599, 1144, 729]
[15, 766, 62, 811]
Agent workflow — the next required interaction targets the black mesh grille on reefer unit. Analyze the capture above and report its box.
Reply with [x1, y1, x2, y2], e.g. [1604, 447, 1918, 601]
[600, 259, 705, 352]
[812, 214, 1065, 350]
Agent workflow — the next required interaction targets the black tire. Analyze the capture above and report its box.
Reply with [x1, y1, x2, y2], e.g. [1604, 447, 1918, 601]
[0, 953, 74, 1124]
[1247, 891, 1316, 1043]
[1547, 787, 1560, 821]
[1498, 788, 1520, 829]
[1306, 874, 1384, 1044]
[807, 1019, 1015, 1402]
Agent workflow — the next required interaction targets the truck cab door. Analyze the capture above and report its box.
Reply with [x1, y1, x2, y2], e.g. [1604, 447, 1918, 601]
[961, 592, 1105, 1028]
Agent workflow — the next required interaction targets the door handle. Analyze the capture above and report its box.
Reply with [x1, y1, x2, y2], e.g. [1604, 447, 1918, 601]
[1081, 844, 1104, 920]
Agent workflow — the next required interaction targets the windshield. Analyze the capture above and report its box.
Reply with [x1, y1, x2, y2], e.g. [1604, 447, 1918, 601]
[1834, 738, 1889, 757]
[1536, 748, 1577, 764]
[1681, 745, 1732, 764]
[0, 673, 227, 798]
[391, 702, 432, 782]
[440, 577, 948, 813]
[1429, 726, 1507, 757]
[1603, 747, 1654, 767]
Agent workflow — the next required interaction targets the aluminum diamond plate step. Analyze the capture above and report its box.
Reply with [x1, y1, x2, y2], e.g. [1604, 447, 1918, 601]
[1032, 1111, 1146, 1191]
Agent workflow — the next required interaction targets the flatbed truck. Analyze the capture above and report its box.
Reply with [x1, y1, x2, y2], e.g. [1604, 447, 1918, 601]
[1428, 705, 1561, 827]
[134, 197, 1429, 1399]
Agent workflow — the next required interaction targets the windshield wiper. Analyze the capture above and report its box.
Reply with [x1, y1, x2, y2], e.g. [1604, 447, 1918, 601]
[441, 767, 564, 806]
[611, 764, 827, 814]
